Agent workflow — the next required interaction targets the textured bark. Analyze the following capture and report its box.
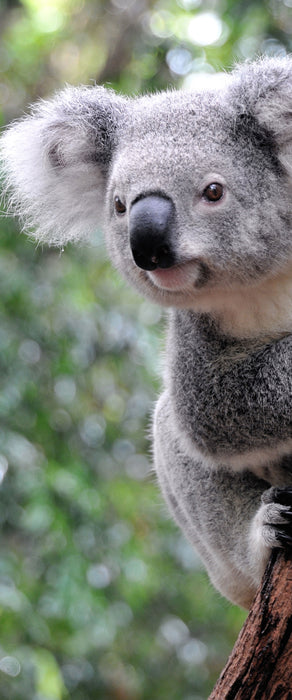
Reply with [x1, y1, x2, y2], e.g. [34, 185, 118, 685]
[209, 549, 292, 699]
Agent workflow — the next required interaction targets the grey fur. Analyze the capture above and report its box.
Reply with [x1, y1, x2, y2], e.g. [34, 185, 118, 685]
[2, 56, 292, 608]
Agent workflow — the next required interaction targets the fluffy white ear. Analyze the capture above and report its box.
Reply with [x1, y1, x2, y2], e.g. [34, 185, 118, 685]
[230, 56, 292, 176]
[0, 86, 128, 246]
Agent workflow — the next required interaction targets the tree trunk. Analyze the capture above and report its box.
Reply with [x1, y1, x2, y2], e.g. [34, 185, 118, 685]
[209, 549, 292, 699]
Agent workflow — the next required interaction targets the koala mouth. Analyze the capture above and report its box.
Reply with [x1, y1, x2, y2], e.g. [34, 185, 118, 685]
[147, 260, 209, 292]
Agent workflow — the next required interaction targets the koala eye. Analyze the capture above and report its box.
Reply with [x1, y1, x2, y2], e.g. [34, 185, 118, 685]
[114, 196, 127, 215]
[203, 183, 224, 203]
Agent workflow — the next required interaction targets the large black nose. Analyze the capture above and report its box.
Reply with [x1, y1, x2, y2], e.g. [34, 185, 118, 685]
[129, 194, 176, 271]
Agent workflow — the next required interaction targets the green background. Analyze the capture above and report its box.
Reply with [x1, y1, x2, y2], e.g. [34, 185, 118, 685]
[0, 1, 291, 698]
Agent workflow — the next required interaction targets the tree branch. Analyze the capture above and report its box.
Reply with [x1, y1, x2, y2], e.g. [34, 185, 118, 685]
[209, 549, 292, 699]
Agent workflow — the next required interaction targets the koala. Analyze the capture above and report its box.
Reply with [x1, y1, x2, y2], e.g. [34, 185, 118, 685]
[1, 56, 292, 609]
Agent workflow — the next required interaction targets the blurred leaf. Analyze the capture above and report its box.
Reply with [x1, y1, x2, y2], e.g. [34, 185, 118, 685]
[35, 648, 67, 699]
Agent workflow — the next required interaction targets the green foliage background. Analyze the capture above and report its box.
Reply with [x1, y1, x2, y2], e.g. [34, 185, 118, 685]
[0, 1, 291, 698]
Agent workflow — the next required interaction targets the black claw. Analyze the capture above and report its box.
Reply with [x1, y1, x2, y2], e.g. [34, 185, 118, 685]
[275, 529, 292, 547]
[273, 487, 292, 506]
[269, 521, 292, 532]
[264, 513, 292, 528]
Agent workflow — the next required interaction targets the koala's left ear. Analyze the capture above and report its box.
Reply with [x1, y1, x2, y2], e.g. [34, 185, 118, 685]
[230, 56, 292, 173]
[0, 86, 129, 246]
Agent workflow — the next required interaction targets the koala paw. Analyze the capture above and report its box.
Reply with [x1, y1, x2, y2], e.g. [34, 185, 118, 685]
[259, 486, 292, 548]
[249, 486, 292, 585]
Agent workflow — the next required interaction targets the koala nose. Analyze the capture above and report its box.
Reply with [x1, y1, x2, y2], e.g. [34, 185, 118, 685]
[129, 194, 176, 271]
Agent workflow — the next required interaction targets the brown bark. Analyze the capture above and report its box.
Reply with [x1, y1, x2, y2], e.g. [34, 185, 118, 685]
[209, 549, 292, 699]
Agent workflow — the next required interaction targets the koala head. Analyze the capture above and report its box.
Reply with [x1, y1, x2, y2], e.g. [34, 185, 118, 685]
[1, 57, 292, 313]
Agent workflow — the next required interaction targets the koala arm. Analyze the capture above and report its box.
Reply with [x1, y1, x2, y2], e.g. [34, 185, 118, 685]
[154, 391, 292, 609]
[169, 312, 292, 458]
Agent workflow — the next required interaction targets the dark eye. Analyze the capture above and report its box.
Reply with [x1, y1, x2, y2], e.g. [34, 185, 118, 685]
[114, 196, 127, 215]
[203, 182, 224, 202]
